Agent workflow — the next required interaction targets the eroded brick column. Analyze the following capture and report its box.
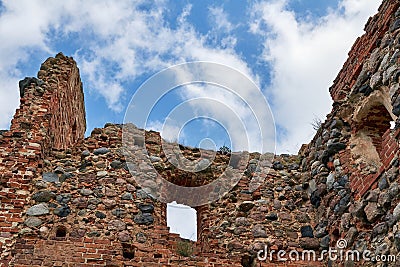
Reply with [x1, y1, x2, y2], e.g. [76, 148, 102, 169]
[0, 53, 86, 265]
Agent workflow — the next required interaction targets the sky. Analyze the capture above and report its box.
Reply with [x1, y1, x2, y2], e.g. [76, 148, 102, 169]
[0, 0, 381, 240]
[0, 0, 381, 154]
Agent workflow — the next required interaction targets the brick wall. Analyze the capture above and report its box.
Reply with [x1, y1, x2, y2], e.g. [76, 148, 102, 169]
[329, 0, 400, 101]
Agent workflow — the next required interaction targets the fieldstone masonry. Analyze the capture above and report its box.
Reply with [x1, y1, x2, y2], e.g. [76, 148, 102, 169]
[2, 0, 400, 266]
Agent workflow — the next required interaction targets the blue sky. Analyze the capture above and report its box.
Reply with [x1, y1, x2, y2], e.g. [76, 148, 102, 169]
[0, 0, 380, 155]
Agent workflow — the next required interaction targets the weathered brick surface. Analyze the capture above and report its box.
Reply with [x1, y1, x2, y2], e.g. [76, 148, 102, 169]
[2, 0, 400, 266]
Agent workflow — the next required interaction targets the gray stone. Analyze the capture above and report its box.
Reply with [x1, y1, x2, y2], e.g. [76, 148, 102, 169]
[294, 185, 303, 191]
[252, 225, 267, 238]
[121, 192, 133, 200]
[134, 213, 154, 225]
[77, 210, 87, 216]
[333, 159, 341, 167]
[337, 175, 349, 187]
[94, 147, 110, 155]
[349, 201, 365, 219]
[53, 205, 71, 217]
[81, 150, 90, 157]
[80, 188, 93, 196]
[95, 211, 106, 219]
[334, 194, 350, 215]
[110, 160, 122, 169]
[32, 190, 55, 203]
[372, 222, 388, 238]
[284, 186, 292, 191]
[72, 197, 88, 209]
[296, 213, 310, 223]
[340, 213, 351, 231]
[108, 220, 126, 231]
[112, 208, 126, 218]
[42, 172, 59, 183]
[327, 173, 335, 190]
[393, 203, 400, 221]
[273, 200, 282, 210]
[24, 217, 43, 227]
[272, 161, 284, 170]
[378, 192, 391, 209]
[56, 194, 71, 204]
[233, 227, 246, 235]
[315, 224, 328, 238]
[136, 232, 147, 243]
[364, 202, 383, 223]
[365, 190, 379, 202]
[345, 227, 358, 246]
[136, 189, 150, 199]
[138, 204, 154, 213]
[26, 203, 49, 216]
[60, 172, 73, 182]
[327, 142, 346, 154]
[394, 232, 400, 250]
[275, 186, 283, 192]
[19, 77, 44, 97]
[54, 166, 64, 174]
[378, 177, 389, 190]
[87, 231, 100, 237]
[88, 199, 100, 207]
[389, 182, 399, 198]
[375, 242, 389, 256]
[284, 200, 295, 211]
[300, 225, 314, 238]
[149, 156, 161, 163]
[35, 180, 48, 189]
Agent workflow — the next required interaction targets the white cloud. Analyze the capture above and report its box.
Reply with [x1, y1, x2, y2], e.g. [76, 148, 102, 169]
[0, 0, 381, 156]
[0, 0, 256, 127]
[250, 0, 380, 153]
[146, 119, 186, 143]
[209, 6, 234, 32]
[0, 0, 268, 155]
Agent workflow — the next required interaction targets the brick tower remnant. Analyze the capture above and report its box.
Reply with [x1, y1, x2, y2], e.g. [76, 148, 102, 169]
[0, 53, 86, 265]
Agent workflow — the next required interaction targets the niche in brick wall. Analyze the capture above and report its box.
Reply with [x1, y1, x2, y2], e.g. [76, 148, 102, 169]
[55, 225, 67, 237]
[167, 201, 197, 241]
[351, 89, 396, 171]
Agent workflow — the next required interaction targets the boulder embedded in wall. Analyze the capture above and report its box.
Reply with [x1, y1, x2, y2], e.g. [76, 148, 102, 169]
[364, 202, 383, 223]
[133, 213, 154, 225]
[26, 203, 50, 216]
[239, 201, 255, 212]
[19, 77, 44, 97]
[32, 190, 56, 203]
[93, 147, 110, 155]
[43, 172, 59, 183]
[24, 217, 43, 228]
[252, 225, 267, 238]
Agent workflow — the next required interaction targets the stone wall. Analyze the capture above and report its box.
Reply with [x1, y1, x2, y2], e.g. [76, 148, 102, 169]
[2, 0, 400, 266]
[299, 1, 400, 265]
